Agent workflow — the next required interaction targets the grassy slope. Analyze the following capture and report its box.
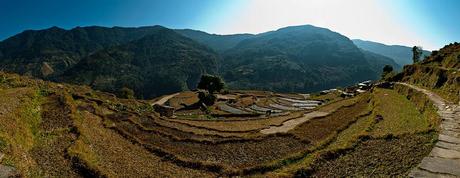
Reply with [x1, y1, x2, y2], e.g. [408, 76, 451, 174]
[0, 71, 443, 177]
[392, 43, 460, 103]
[269, 88, 438, 177]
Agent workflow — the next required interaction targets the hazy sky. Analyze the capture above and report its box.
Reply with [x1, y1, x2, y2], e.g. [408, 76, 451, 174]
[1, 0, 459, 50]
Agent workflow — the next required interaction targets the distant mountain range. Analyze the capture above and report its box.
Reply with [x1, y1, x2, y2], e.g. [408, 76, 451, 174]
[352, 39, 431, 66]
[179, 25, 400, 92]
[0, 25, 402, 98]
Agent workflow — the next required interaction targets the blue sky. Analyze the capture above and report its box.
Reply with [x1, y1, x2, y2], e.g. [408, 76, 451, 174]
[0, 0, 458, 50]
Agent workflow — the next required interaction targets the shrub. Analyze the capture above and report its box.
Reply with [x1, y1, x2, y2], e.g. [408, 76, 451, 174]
[197, 74, 225, 94]
[119, 87, 135, 99]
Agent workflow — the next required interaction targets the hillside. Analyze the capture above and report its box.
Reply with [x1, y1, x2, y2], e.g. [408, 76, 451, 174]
[391, 42, 460, 103]
[58, 27, 219, 99]
[0, 70, 441, 177]
[353, 39, 431, 66]
[0, 26, 169, 78]
[361, 49, 402, 71]
[0, 25, 401, 98]
[175, 29, 254, 53]
[221, 25, 399, 92]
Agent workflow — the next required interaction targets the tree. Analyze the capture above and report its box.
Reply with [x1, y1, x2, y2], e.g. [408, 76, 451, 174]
[197, 74, 225, 94]
[381, 65, 393, 79]
[412, 46, 423, 63]
[119, 87, 135, 99]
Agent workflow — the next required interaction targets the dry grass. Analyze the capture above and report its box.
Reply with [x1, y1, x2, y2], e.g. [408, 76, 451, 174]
[69, 110, 216, 177]
[0, 87, 42, 177]
[167, 91, 199, 109]
[371, 88, 432, 137]
[169, 112, 305, 132]
[289, 94, 370, 144]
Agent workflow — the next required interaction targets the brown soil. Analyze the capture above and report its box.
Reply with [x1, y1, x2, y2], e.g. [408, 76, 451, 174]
[306, 133, 435, 177]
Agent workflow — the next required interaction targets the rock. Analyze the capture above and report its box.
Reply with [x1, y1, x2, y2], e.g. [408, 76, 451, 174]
[153, 104, 175, 117]
[436, 141, 460, 152]
[442, 131, 460, 138]
[418, 157, 460, 176]
[0, 165, 20, 178]
[41, 62, 54, 77]
[438, 134, 460, 144]
[409, 168, 457, 178]
[430, 147, 460, 159]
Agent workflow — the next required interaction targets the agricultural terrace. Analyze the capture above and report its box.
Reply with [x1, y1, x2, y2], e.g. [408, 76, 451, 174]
[0, 72, 440, 177]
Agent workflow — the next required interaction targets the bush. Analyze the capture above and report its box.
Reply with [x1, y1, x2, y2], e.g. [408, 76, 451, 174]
[197, 74, 225, 94]
[198, 91, 216, 106]
[119, 87, 135, 99]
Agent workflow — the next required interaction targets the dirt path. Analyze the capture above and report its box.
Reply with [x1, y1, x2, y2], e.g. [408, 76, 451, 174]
[260, 111, 329, 134]
[152, 93, 179, 106]
[397, 83, 460, 177]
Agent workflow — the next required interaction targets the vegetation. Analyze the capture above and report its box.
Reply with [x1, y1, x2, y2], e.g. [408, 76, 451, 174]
[392, 42, 460, 103]
[382, 64, 394, 78]
[1, 25, 403, 98]
[197, 74, 225, 94]
[353, 39, 431, 66]
[371, 88, 432, 136]
[412, 46, 423, 63]
[221, 25, 399, 93]
[0, 71, 443, 177]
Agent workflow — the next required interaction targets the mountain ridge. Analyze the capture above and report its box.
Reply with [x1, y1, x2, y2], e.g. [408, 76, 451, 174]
[353, 39, 431, 66]
[0, 24, 401, 98]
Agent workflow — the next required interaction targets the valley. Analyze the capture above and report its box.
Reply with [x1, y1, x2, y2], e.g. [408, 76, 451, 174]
[0, 22, 458, 178]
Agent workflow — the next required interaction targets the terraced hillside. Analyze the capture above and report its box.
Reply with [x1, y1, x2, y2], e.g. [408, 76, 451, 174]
[0, 71, 442, 177]
[392, 42, 460, 103]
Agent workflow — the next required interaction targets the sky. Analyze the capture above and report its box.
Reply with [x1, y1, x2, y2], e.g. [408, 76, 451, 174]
[0, 0, 459, 50]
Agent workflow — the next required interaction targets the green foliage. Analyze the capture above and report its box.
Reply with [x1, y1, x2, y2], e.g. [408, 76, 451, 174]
[221, 25, 390, 93]
[412, 46, 423, 63]
[353, 39, 431, 66]
[197, 74, 225, 94]
[119, 87, 135, 99]
[58, 27, 219, 99]
[382, 65, 393, 73]
[197, 91, 216, 106]
[0, 136, 7, 151]
[381, 65, 394, 79]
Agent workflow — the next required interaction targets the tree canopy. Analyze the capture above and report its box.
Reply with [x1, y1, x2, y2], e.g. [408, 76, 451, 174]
[197, 74, 225, 94]
[412, 46, 423, 63]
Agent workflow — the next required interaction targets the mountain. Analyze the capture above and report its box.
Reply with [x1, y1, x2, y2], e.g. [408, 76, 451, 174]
[0, 24, 401, 97]
[0, 25, 173, 78]
[220, 25, 399, 92]
[175, 29, 254, 53]
[353, 39, 431, 66]
[361, 49, 402, 71]
[391, 42, 460, 103]
[58, 27, 219, 99]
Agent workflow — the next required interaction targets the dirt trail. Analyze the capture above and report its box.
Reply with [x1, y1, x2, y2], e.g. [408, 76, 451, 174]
[152, 93, 179, 106]
[260, 111, 329, 134]
[397, 83, 460, 178]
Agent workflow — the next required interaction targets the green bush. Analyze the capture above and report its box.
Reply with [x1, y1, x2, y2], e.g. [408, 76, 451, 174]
[197, 74, 225, 94]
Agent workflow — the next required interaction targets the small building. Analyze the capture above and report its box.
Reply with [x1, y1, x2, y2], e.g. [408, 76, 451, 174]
[153, 104, 175, 117]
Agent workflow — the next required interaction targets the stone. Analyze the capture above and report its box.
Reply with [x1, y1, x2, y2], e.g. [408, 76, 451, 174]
[441, 130, 460, 137]
[419, 157, 460, 176]
[430, 147, 460, 159]
[409, 168, 457, 178]
[153, 104, 175, 117]
[436, 141, 460, 152]
[0, 165, 19, 178]
[438, 134, 460, 144]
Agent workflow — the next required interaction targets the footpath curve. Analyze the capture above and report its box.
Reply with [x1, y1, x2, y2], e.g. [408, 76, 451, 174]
[396, 83, 460, 177]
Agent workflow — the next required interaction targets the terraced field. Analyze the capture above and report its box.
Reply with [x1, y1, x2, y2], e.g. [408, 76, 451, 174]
[0, 72, 441, 177]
